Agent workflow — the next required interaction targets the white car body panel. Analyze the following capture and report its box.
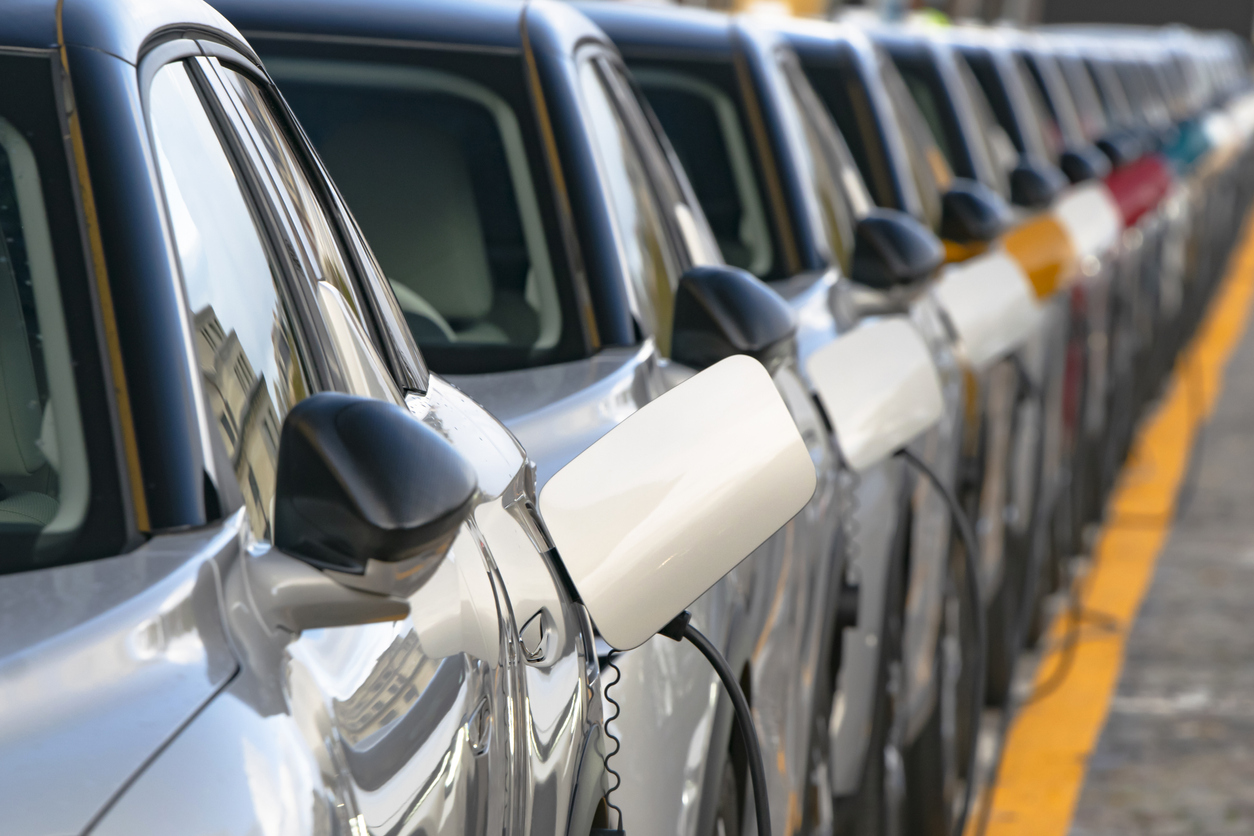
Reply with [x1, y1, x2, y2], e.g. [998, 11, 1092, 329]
[540, 355, 818, 651]
[932, 250, 1042, 371]
[1053, 181, 1125, 261]
[807, 316, 946, 471]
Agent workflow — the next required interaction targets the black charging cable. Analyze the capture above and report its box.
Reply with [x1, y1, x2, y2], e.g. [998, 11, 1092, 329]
[896, 447, 986, 836]
[660, 611, 772, 836]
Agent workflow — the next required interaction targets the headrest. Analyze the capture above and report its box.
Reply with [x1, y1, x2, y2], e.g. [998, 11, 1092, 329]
[319, 119, 494, 322]
[0, 236, 45, 480]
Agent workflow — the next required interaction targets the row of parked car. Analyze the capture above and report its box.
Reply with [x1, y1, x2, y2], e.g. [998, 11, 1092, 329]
[2, 1, 1251, 835]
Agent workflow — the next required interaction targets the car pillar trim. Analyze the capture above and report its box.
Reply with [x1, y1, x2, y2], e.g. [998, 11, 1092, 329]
[520, 13, 601, 354]
[56, 0, 151, 534]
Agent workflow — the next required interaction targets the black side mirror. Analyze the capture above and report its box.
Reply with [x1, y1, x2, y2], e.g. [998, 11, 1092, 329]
[274, 393, 478, 575]
[671, 265, 797, 372]
[851, 208, 945, 290]
[1097, 131, 1142, 168]
[940, 178, 1014, 243]
[1060, 146, 1113, 183]
[1009, 156, 1067, 209]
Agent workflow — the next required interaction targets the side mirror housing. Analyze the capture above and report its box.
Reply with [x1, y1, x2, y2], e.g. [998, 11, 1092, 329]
[940, 178, 1013, 243]
[539, 355, 816, 650]
[805, 317, 944, 471]
[671, 265, 797, 372]
[1059, 146, 1112, 183]
[851, 208, 945, 289]
[1009, 156, 1067, 209]
[274, 393, 477, 589]
[1097, 131, 1142, 168]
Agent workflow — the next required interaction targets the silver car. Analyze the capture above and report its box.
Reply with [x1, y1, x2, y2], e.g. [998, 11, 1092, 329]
[0, 2, 818, 835]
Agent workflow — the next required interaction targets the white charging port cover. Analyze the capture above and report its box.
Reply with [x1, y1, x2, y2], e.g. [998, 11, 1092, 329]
[539, 355, 816, 651]
[806, 316, 944, 472]
[933, 250, 1042, 371]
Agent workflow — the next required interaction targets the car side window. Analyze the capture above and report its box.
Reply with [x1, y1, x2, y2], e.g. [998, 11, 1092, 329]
[149, 61, 315, 542]
[0, 112, 93, 569]
[777, 51, 864, 274]
[207, 61, 400, 404]
[577, 53, 681, 355]
[635, 68, 775, 277]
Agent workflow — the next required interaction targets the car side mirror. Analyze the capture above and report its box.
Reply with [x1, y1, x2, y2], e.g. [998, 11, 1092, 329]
[1060, 146, 1112, 183]
[805, 317, 944, 472]
[539, 355, 816, 650]
[1009, 156, 1067, 209]
[851, 208, 945, 290]
[940, 178, 1013, 243]
[671, 265, 797, 372]
[1097, 131, 1141, 168]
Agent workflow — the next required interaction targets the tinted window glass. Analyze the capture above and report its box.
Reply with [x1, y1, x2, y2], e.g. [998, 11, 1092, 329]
[962, 50, 1024, 153]
[803, 55, 899, 216]
[880, 58, 946, 231]
[1060, 56, 1108, 140]
[267, 58, 573, 375]
[150, 62, 313, 542]
[0, 54, 127, 571]
[638, 69, 774, 276]
[578, 55, 678, 354]
[778, 51, 865, 274]
[956, 57, 1018, 194]
[213, 64, 399, 403]
[1019, 55, 1064, 160]
[0, 119, 91, 568]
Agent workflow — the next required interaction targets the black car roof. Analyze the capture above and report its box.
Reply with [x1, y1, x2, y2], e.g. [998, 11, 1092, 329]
[216, 0, 560, 54]
[3, 0, 247, 63]
[572, 1, 734, 58]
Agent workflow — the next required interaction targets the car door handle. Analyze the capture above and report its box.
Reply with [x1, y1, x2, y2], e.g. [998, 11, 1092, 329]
[467, 695, 492, 755]
[519, 609, 550, 663]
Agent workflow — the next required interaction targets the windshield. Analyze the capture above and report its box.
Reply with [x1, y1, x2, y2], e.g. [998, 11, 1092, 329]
[265, 56, 578, 376]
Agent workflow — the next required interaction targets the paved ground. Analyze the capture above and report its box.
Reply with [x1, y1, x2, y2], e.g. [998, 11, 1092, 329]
[1069, 315, 1254, 835]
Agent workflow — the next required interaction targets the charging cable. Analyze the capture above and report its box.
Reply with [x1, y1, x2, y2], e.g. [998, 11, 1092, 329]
[896, 447, 986, 836]
[661, 611, 772, 836]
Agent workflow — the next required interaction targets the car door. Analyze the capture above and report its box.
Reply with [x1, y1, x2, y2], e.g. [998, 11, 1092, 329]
[577, 43, 845, 836]
[89, 44, 588, 836]
[200, 48, 601, 836]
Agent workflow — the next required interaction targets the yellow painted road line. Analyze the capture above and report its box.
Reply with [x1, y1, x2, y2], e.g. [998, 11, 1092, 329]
[976, 211, 1254, 836]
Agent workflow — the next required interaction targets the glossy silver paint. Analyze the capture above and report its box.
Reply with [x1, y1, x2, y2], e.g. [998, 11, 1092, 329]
[90, 377, 601, 836]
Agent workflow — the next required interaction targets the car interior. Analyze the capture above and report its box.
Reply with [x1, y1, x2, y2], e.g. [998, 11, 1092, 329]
[268, 59, 566, 374]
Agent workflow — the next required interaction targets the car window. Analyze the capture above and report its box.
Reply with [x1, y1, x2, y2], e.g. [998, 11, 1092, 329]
[955, 57, 1017, 196]
[880, 56, 947, 231]
[207, 62, 399, 404]
[149, 61, 316, 542]
[1059, 56, 1108, 141]
[0, 114, 92, 569]
[894, 58, 956, 170]
[577, 54, 680, 355]
[265, 57, 577, 376]
[1013, 56, 1063, 165]
[635, 68, 774, 277]
[599, 59, 722, 271]
[801, 55, 899, 222]
[777, 50, 866, 274]
[961, 49, 1025, 154]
